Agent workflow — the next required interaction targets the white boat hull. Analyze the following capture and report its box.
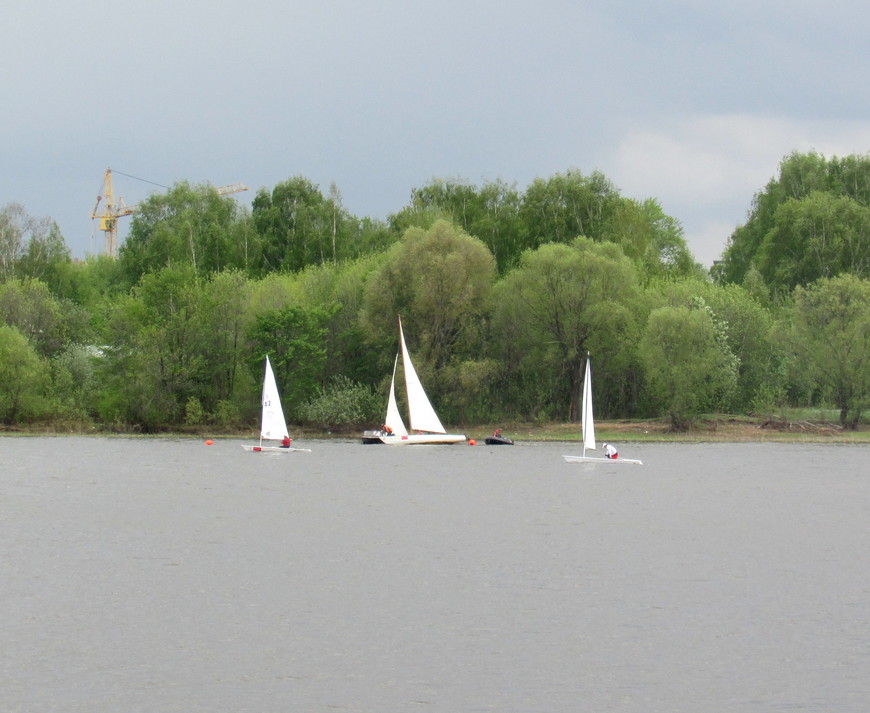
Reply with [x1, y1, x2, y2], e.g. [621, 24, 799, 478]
[562, 454, 642, 465]
[241, 444, 311, 453]
[363, 431, 466, 445]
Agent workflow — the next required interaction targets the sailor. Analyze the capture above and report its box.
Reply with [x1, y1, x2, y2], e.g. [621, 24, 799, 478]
[280, 436, 292, 448]
[603, 443, 618, 459]
[493, 428, 502, 438]
[382, 424, 393, 436]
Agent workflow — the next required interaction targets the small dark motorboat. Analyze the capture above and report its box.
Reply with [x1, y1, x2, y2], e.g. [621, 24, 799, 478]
[484, 431, 514, 445]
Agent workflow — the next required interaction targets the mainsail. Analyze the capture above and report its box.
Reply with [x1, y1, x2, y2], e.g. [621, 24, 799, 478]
[398, 317, 446, 434]
[582, 355, 596, 454]
[260, 355, 289, 442]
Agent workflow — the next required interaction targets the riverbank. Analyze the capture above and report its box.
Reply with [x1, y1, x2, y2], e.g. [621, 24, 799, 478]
[5, 415, 869, 443]
[482, 416, 870, 444]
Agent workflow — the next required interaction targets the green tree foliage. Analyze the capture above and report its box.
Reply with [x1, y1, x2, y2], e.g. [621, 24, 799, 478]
[118, 182, 248, 286]
[391, 178, 524, 272]
[286, 256, 383, 384]
[8, 166, 870, 431]
[0, 278, 66, 356]
[0, 324, 44, 424]
[788, 274, 870, 428]
[99, 266, 252, 429]
[652, 280, 785, 412]
[198, 270, 254, 406]
[299, 375, 381, 429]
[715, 151, 870, 289]
[756, 192, 870, 290]
[519, 170, 621, 248]
[251, 176, 383, 273]
[491, 237, 642, 421]
[393, 172, 696, 279]
[362, 220, 496, 369]
[639, 305, 738, 430]
[47, 344, 99, 424]
[609, 198, 699, 280]
[1, 203, 70, 287]
[248, 304, 332, 418]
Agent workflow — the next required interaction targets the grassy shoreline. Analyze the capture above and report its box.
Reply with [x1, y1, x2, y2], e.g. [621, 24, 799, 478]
[4, 415, 870, 443]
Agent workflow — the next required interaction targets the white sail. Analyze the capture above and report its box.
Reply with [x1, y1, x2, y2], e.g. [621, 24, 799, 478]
[260, 355, 289, 442]
[582, 355, 595, 454]
[562, 353, 642, 464]
[398, 316, 446, 434]
[385, 353, 409, 437]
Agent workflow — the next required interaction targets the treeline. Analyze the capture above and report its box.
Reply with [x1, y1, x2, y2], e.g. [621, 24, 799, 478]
[1, 158, 869, 432]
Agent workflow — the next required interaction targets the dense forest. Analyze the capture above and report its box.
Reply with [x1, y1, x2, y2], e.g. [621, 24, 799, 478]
[2, 153, 869, 433]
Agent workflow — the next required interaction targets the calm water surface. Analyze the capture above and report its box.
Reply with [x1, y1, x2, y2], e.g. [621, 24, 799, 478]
[1, 437, 869, 712]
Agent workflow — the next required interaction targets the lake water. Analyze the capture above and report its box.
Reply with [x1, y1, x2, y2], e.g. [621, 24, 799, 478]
[2, 437, 869, 712]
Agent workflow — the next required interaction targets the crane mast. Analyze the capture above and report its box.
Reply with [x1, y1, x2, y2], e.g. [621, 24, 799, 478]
[91, 168, 134, 258]
[91, 168, 248, 258]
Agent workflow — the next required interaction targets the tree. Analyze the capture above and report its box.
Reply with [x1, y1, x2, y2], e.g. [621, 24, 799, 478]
[715, 151, 870, 288]
[247, 304, 332, 418]
[0, 325, 44, 424]
[490, 237, 642, 421]
[0, 278, 66, 356]
[99, 265, 213, 428]
[789, 274, 870, 428]
[639, 305, 738, 430]
[391, 178, 524, 273]
[118, 182, 248, 286]
[1, 203, 69, 285]
[756, 192, 870, 289]
[608, 198, 699, 280]
[361, 220, 496, 370]
[519, 170, 621, 250]
[251, 176, 359, 273]
[652, 279, 785, 413]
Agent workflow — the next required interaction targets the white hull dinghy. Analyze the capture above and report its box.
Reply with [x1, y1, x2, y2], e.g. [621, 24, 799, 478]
[362, 317, 466, 445]
[562, 355, 642, 465]
[242, 355, 310, 453]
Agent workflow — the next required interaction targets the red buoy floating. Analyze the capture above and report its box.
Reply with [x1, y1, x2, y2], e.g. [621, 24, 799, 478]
[205, 439, 214, 446]
[468, 439, 476, 446]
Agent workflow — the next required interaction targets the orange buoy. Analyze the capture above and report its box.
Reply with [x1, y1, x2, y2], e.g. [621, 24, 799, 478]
[205, 439, 214, 446]
[468, 439, 476, 446]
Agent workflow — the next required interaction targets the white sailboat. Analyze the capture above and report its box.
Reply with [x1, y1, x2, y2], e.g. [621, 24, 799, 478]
[362, 317, 466, 445]
[563, 354, 641, 465]
[242, 355, 310, 453]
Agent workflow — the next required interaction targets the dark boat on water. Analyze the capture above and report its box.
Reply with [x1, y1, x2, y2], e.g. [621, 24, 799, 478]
[484, 430, 514, 445]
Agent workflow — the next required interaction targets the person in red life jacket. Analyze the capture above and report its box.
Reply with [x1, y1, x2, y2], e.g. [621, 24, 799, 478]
[382, 424, 393, 436]
[493, 428, 502, 438]
[280, 436, 292, 448]
[603, 443, 618, 459]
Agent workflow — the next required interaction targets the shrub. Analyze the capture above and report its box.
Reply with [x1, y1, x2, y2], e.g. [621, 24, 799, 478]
[300, 375, 381, 429]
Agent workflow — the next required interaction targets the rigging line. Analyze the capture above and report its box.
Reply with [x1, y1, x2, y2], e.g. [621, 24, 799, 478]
[110, 169, 168, 189]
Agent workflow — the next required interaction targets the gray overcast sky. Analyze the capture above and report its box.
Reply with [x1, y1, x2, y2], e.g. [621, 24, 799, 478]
[4, 0, 869, 266]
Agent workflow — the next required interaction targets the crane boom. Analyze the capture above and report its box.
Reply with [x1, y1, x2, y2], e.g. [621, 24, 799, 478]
[90, 168, 248, 258]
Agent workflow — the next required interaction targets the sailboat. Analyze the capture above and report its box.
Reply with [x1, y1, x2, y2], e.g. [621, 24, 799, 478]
[562, 354, 641, 465]
[242, 355, 310, 453]
[362, 317, 466, 445]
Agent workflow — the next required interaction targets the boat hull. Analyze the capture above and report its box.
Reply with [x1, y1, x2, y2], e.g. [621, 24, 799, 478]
[241, 444, 311, 452]
[361, 430, 466, 445]
[484, 436, 514, 445]
[562, 454, 642, 464]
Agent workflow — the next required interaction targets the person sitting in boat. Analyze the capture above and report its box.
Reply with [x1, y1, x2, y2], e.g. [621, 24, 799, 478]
[603, 443, 618, 459]
[280, 436, 292, 448]
[493, 428, 502, 438]
[381, 424, 393, 436]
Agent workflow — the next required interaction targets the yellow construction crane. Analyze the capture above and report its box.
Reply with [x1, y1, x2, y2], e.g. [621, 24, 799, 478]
[91, 168, 248, 258]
